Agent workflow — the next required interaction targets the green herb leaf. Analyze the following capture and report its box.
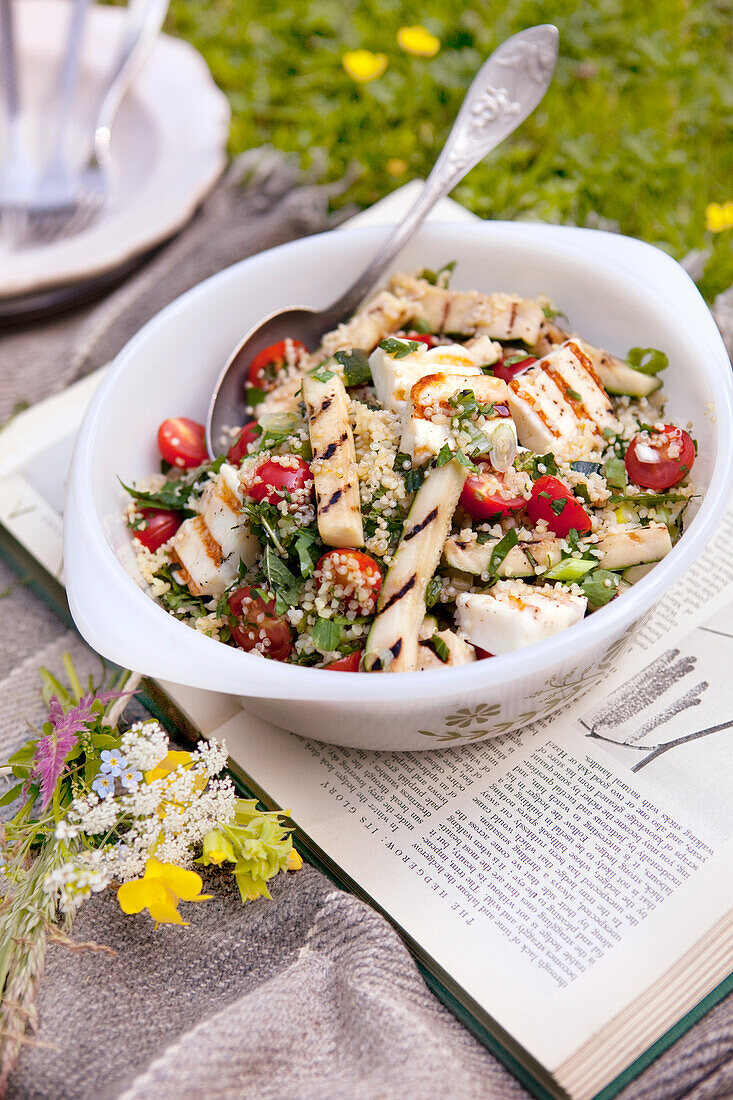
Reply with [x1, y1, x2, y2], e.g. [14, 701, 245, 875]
[263, 545, 303, 606]
[311, 615, 344, 652]
[582, 569, 623, 608]
[379, 337, 421, 359]
[603, 456, 627, 490]
[419, 260, 456, 287]
[487, 528, 519, 580]
[154, 565, 211, 620]
[409, 317, 432, 334]
[551, 498, 568, 515]
[516, 451, 559, 479]
[394, 452, 424, 493]
[247, 386, 267, 407]
[310, 366, 335, 383]
[334, 348, 372, 387]
[542, 306, 569, 323]
[431, 634, 451, 662]
[435, 443, 454, 467]
[425, 574, 443, 609]
[293, 529, 320, 578]
[625, 347, 669, 375]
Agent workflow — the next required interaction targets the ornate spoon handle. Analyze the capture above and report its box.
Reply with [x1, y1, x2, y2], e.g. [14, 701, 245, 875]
[321, 24, 558, 329]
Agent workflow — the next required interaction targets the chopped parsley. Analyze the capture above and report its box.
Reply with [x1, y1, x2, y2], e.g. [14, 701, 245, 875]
[430, 633, 451, 662]
[418, 260, 456, 288]
[486, 528, 519, 581]
[603, 456, 628, 490]
[120, 456, 225, 515]
[247, 386, 267, 407]
[334, 348, 372, 387]
[379, 337, 421, 359]
[551, 497, 568, 515]
[425, 574, 443, 609]
[582, 569, 623, 608]
[394, 452, 424, 494]
[515, 451, 559, 479]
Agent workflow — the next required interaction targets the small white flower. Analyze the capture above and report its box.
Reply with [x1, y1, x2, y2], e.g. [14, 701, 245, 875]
[54, 820, 79, 840]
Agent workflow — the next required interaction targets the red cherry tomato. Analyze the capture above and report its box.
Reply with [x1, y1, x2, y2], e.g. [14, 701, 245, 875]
[404, 331, 439, 348]
[227, 422, 261, 465]
[158, 417, 208, 469]
[248, 339, 308, 390]
[246, 456, 313, 506]
[314, 549, 383, 615]
[492, 354, 537, 384]
[460, 466, 528, 521]
[323, 651, 362, 672]
[527, 475, 592, 537]
[227, 586, 293, 661]
[133, 508, 182, 552]
[624, 425, 695, 490]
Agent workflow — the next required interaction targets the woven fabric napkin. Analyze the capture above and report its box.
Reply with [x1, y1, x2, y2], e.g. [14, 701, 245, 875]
[2, 153, 732, 1099]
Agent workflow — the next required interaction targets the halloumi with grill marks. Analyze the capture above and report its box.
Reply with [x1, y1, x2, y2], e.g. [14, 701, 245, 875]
[368, 340, 483, 417]
[444, 533, 564, 578]
[401, 372, 513, 466]
[260, 290, 413, 417]
[455, 581, 587, 654]
[389, 273, 545, 345]
[170, 465, 258, 598]
[507, 340, 617, 460]
[303, 371, 364, 548]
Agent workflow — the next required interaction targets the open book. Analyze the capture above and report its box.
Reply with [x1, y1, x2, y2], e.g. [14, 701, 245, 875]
[162, 502, 731, 1100]
[0, 183, 730, 1099]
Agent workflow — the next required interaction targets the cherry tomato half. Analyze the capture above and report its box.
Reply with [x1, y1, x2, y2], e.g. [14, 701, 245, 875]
[248, 339, 308, 390]
[158, 417, 208, 470]
[227, 422, 261, 465]
[133, 508, 182, 552]
[227, 586, 293, 661]
[624, 425, 695, 490]
[460, 466, 528, 521]
[527, 475, 592, 537]
[246, 456, 313, 506]
[323, 651, 362, 672]
[314, 549, 383, 615]
[492, 354, 537, 384]
[404, 331, 439, 348]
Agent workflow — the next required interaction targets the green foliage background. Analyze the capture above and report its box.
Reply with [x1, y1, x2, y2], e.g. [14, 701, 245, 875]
[164, 0, 732, 300]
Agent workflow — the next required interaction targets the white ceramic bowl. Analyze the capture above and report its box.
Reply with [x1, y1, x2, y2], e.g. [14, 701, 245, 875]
[65, 221, 733, 750]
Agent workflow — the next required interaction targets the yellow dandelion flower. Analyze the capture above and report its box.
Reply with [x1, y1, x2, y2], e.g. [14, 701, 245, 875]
[705, 202, 733, 233]
[386, 158, 408, 177]
[397, 26, 441, 58]
[342, 50, 388, 83]
[117, 857, 212, 926]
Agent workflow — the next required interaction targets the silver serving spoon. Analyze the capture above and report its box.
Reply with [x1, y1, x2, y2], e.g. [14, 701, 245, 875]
[207, 23, 559, 456]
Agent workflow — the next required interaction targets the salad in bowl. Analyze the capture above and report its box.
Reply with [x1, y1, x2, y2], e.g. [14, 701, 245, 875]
[121, 264, 696, 675]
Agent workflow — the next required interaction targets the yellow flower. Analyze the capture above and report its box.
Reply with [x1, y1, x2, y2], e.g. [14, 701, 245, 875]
[397, 26, 441, 57]
[386, 158, 408, 177]
[145, 750, 194, 784]
[705, 202, 733, 233]
[118, 857, 212, 926]
[198, 829, 236, 866]
[287, 848, 303, 871]
[342, 50, 388, 83]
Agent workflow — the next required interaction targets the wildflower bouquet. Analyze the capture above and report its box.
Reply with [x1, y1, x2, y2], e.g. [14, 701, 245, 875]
[0, 656, 300, 1086]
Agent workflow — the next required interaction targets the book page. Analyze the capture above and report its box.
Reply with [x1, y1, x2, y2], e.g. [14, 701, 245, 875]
[215, 579, 733, 1077]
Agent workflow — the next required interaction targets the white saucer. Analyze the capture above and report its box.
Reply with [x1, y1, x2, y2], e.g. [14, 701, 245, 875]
[0, 0, 230, 299]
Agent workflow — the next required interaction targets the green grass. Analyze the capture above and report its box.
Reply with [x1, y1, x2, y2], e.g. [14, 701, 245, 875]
[164, 0, 732, 301]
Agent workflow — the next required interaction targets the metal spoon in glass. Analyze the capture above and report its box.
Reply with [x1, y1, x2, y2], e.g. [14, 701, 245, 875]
[206, 23, 558, 456]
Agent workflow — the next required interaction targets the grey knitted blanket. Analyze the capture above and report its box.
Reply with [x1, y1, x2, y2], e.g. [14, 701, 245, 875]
[1, 153, 731, 1099]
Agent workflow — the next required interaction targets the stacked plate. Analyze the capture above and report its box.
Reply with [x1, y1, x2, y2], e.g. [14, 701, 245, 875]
[0, 0, 230, 321]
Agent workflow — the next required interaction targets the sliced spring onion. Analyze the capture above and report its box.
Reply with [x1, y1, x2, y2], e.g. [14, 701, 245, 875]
[543, 557, 598, 583]
[258, 412, 300, 435]
[488, 422, 517, 473]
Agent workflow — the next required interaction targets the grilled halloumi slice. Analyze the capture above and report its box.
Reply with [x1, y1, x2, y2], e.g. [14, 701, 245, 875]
[390, 273, 545, 345]
[365, 461, 467, 672]
[455, 581, 587, 654]
[171, 465, 258, 598]
[595, 524, 672, 570]
[507, 340, 616, 460]
[401, 372, 514, 467]
[303, 371, 364, 548]
[368, 340, 483, 417]
[444, 533, 563, 578]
